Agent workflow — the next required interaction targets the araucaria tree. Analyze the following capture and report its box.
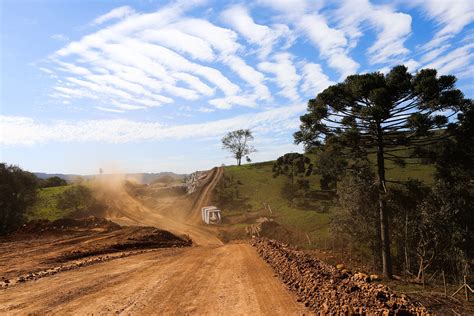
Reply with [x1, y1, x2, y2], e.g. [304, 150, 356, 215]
[222, 129, 256, 166]
[272, 153, 313, 186]
[294, 65, 469, 278]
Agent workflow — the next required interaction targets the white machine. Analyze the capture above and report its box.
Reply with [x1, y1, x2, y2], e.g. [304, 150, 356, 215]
[201, 206, 222, 224]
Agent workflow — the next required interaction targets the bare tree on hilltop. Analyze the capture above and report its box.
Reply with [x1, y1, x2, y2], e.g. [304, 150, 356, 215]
[222, 129, 256, 166]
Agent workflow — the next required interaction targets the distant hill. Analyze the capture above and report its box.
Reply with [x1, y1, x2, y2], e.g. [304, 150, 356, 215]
[34, 172, 186, 184]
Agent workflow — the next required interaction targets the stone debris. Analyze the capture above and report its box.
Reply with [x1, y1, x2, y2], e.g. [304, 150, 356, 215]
[251, 238, 431, 315]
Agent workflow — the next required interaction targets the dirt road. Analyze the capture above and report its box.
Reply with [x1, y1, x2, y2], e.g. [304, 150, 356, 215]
[0, 167, 307, 315]
[0, 244, 305, 314]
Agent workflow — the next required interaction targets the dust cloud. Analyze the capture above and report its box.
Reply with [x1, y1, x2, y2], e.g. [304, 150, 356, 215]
[82, 164, 223, 246]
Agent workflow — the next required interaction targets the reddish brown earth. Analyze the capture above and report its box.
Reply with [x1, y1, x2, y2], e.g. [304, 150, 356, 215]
[0, 167, 307, 314]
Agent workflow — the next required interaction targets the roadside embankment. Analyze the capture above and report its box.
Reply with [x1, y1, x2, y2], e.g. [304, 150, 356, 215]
[251, 238, 431, 315]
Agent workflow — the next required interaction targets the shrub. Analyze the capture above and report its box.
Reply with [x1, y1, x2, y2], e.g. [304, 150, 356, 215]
[0, 163, 38, 234]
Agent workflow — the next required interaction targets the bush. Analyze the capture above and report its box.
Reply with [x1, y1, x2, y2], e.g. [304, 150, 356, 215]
[0, 163, 38, 234]
[58, 185, 99, 215]
[331, 161, 381, 270]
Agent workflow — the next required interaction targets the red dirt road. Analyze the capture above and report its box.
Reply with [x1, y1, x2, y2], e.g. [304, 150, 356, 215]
[0, 167, 307, 315]
[0, 244, 305, 314]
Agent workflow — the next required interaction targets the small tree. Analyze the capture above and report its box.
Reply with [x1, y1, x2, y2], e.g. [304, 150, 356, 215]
[58, 185, 93, 213]
[272, 153, 313, 203]
[333, 160, 381, 269]
[221, 129, 256, 166]
[272, 153, 313, 186]
[0, 163, 38, 234]
[294, 65, 469, 278]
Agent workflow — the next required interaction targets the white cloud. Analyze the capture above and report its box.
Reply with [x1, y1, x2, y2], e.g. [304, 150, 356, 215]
[419, 45, 450, 64]
[47, 3, 250, 112]
[415, 0, 474, 49]
[92, 6, 136, 25]
[110, 101, 146, 111]
[335, 0, 412, 65]
[39, 67, 53, 74]
[197, 107, 215, 113]
[220, 5, 293, 59]
[95, 106, 125, 113]
[0, 104, 305, 145]
[222, 56, 271, 100]
[300, 63, 335, 96]
[258, 0, 358, 78]
[171, 18, 241, 56]
[257, 0, 318, 19]
[51, 34, 69, 41]
[37, 1, 471, 118]
[56, 61, 91, 76]
[173, 73, 215, 96]
[424, 43, 474, 77]
[209, 95, 258, 109]
[139, 28, 215, 61]
[258, 53, 301, 101]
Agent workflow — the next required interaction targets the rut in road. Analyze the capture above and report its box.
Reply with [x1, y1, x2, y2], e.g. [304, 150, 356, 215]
[0, 167, 308, 315]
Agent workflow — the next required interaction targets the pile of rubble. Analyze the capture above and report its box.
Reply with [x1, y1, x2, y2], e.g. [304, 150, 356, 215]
[251, 238, 431, 315]
[246, 218, 295, 243]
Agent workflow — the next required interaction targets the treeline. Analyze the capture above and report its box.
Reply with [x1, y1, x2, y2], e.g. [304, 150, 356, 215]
[289, 65, 472, 281]
[0, 164, 101, 234]
[38, 176, 67, 188]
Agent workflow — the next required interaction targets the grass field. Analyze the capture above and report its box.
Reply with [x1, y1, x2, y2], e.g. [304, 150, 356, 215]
[27, 186, 72, 221]
[218, 154, 435, 247]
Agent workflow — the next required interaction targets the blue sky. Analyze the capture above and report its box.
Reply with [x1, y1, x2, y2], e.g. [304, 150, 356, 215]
[1, 0, 473, 174]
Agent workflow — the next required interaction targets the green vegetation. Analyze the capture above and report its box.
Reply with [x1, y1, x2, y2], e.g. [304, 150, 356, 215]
[27, 185, 72, 221]
[294, 65, 468, 278]
[39, 176, 68, 188]
[0, 163, 38, 234]
[218, 155, 435, 248]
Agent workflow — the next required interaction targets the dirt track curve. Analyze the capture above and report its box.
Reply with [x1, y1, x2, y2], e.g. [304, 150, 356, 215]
[0, 167, 307, 315]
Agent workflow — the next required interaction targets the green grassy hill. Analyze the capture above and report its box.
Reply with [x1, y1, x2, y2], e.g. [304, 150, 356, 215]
[216, 155, 435, 247]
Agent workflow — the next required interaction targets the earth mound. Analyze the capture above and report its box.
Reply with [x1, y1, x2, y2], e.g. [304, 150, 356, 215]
[251, 238, 431, 315]
[14, 216, 121, 234]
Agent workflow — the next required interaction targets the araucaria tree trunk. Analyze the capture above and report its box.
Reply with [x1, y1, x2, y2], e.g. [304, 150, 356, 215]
[376, 124, 392, 278]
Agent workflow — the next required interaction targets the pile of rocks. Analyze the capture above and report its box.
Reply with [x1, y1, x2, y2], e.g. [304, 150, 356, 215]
[251, 238, 431, 315]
